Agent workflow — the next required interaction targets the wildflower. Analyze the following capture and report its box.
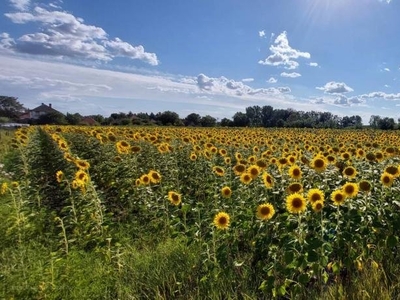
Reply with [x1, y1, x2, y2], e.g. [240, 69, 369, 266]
[140, 174, 151, 185]
[384, 165, 399, 178]
[1, 182, 8, 194]
[75, 170, 89, 185]
[221, 186, 232, 198]
[11, 181, 19, 188]
[233, 164, 246, 176]
[247, 165, 260, 179]
[256, 203, 275, 220]
[286, 193, 307, 214]
[190, 152, 197, 161]
[168, 191, 182, 206]
[213, 212, 230, 230]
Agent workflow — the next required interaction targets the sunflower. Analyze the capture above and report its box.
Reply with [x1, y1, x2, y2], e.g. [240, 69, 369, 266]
[255, 159, 268, 170]
[375, 151, 384, 162]
[235, 152, 242, 161]
[342, 182, 359, 198]
[247, 165, 261, 179]
[278, 157, 289, 168]
[213, 212, 230, 230]
[224, 157, 231, 165]
[311, 156, 328, 173]
[248, 155, 257, 164]
[342, 166, 357, 179]
[56, 170, 64, 183]
[221, 186, 232, 198]
[233, 164, 246, 176]
[64, 152, 75, 162]
[331, 189, 346, 206]
[168, 191, 182, 206]
[312, 200, 324, 212]
[212, 166, 225, 177]
[219, 149, 227, 156]
[240, 173, 252, 185]
[287, 182, 303, 194]
[256, 203, 275, 220]
[380, 172, 394, 187]
[71, 179, 80, 190]
[75, 159, 90, 170]
[190, 152, 197, 161]
[262, 172, 274, 189]
[75, 170, 89, 185]
[116, 140, 130, 154]
[288, 165, 302, 180]
[11, 181, 19, 188]
[140, 174, 151, 185]
[358, 180, 372, 193]
[286, 193, 307, 214]
[0, 182, 8, 195]
[341, 152, 351, 160]
[148, 170, 162, 184]
[384, 165, 399, 178]
[135, 179, 141, 186]
[307, 188, 324, 204]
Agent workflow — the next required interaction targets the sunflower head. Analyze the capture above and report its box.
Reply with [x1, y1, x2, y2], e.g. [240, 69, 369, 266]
[56, 170, 64, 183]
[148, 170, 162, 184]
[312, 200, 324, 212]
[168, 191, 182, 206]
[213, 212, 230, 230]
[331, 189, 346, 206]
[380, 172, 394, 187]
[358, 180, 372, 193]
[75, 159, 90, 170]
[288, 165, 302, 180]
[240, 173, 252, 185]
[212, 166, 225, 177]
[190, 152, 197, 161]
[221, 186, 232, 198]
[287, 182, 303, 194]
[75, 170, 89, 184]
[233, 164, 246, 176]
[262, 172, 274, 189]
[247, 165, 260, 179]
[385, 165, 399, 178]
[343, 166, 357, 179]
[256, 203, 275, 220]
[140, 174, 151, 185]
[311, 156, 328, 173]
[286, 193, 307, 214]
[307, 188, 324, 204]
[342, 182, 359, 198]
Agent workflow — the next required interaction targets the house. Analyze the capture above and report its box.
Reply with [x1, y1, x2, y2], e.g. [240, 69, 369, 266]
[20, 103, 64, 120]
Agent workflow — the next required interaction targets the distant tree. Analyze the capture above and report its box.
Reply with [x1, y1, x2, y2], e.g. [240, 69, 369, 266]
[0, 116, 10, 123]
[65, 112, 83, 125]
[245, 105, 262, 126]
[378, 117, 395, 130]
[89, 114, 105, 124]
[0, 96, 26, 120]
[35, 112, 67, 125]
[185, 113, 202, 126]
[220, 117, 233, 127]
[156, 111, 181, 126]
[232, 112, 249, 127]
[200, 115, 217, 127]
[369, 115, 381, 128]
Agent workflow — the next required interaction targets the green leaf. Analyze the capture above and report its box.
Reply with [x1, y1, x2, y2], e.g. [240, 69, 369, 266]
[307, 250, 318, 263]
[298, 273, 310, 284]
[284, 251, 294, 265]
[332, 262, 340, 274]
[386, 235, 398, 248]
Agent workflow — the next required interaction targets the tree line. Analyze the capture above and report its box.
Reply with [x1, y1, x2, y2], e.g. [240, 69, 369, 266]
[1, 95, 400, 129]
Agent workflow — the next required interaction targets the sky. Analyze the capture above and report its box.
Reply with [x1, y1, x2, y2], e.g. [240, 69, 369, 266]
[1, 0, 400, 123]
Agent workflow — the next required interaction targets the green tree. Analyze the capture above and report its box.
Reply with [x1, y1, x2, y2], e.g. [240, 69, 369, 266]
[0, 95, 26, 120]
[200, 115, 216, 127]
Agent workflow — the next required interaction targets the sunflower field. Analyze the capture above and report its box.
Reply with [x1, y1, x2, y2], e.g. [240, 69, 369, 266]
[1, 126, 400, 299]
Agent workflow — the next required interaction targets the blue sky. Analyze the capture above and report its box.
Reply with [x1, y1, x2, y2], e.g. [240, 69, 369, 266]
[0, 0, 399, 123]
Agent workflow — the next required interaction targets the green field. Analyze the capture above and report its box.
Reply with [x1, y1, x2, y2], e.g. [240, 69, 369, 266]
[1, 126, 400, 299]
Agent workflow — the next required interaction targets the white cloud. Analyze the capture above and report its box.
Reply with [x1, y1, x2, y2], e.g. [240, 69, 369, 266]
[309, 62, 318, 67]
[3, 5, 158, 65]
[357, 91, 400, 100]
[384, 67, 390, 72]
[196, 73, 291, 96]
[242, 78, 254, 82]
[259, 30, 265, 38]
[316, 81, 354, 94]
[9, 0, 30, 11]
[280, 72, 301, 78]
[385, 84, 390, 88]
[258, 31, 311, 69]
[267, 77, 277, 83]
